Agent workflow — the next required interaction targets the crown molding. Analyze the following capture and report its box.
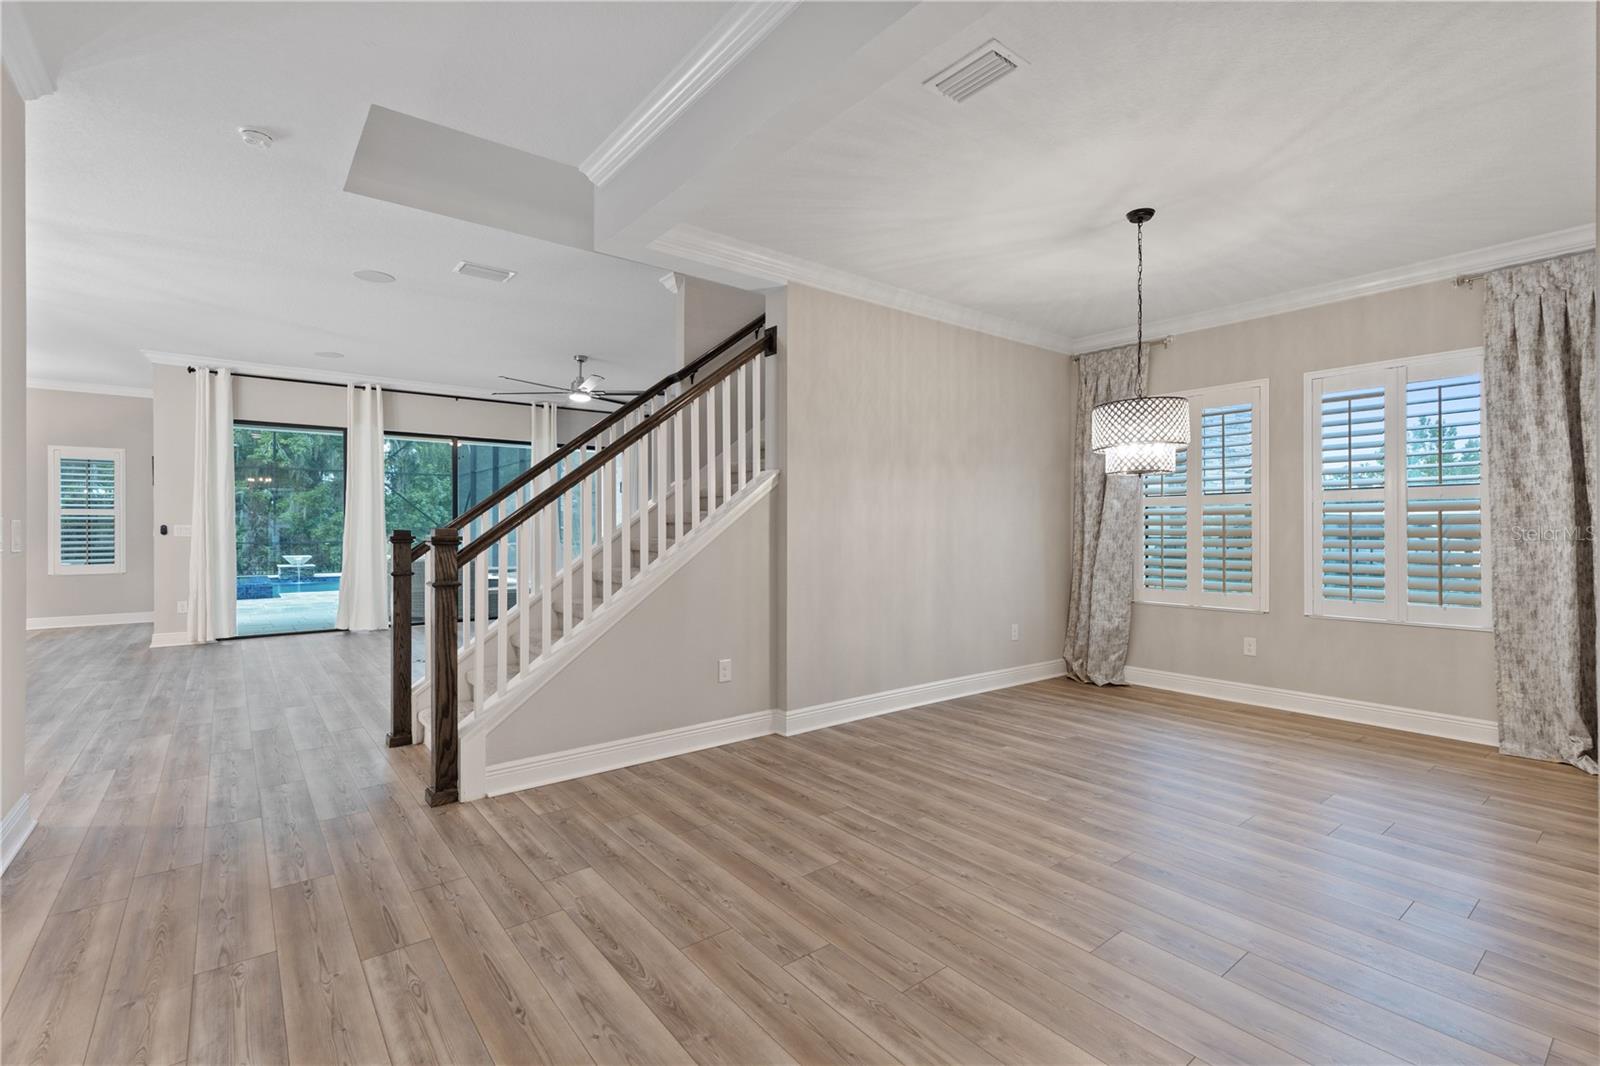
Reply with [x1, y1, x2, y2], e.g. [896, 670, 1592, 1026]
[27, 378, 153, 399]
[1, 5, 55, 101]
[650, 224, 1078, 353]
[1069, 224, 1597, 352]
[580, 2, 798, 187]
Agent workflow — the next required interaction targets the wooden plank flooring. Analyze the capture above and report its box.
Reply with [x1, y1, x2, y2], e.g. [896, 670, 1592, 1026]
[4, 624, 1596, 1065]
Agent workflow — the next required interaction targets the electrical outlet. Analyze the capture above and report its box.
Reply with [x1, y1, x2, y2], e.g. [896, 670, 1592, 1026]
[717, 658, 732, 683]
[1242, 637, 1257, 657]
[177, 601, 188, 615]
[1010, 623, 1020, 642]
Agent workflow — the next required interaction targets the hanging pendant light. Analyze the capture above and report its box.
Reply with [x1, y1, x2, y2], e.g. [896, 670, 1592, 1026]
[1090, 208, 1189, 475]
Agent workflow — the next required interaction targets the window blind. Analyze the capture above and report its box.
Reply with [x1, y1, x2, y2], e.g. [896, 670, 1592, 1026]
[1406, 500, 1483, 608]
[51, 448, 123, 573]
[1406, 376, 1482, 487]
[1142, 505, 1186, 590]
[1201, 502, 1253, 593]
[1321, 387, 1385, 488]
[1320, 500, 1385, 602]
[1201, 404, 1252, 494]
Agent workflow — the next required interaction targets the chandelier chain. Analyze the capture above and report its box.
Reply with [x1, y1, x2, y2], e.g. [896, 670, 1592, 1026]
[1135, 218, 1144, 396]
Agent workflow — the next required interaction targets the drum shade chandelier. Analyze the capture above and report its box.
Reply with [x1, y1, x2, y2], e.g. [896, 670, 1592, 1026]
[1090, 208, 1189, 475]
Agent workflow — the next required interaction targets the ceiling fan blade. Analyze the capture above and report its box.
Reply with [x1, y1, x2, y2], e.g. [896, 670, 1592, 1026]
[492, 389, 569, 397]
[498, 375, 567, 390]
[595, 389, 646, 396]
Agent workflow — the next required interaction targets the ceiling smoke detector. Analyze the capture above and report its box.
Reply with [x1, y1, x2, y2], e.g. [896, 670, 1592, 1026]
[313, 351, 345, 359]
[924, 39, 1024, 102]
[353, 269, 396, 284]
[237, 127, 274, 149]
[453, 261, 517, 283]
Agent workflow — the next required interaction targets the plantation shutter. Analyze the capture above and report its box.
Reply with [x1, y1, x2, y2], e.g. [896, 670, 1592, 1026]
[1404, 372, 1486, 624]
[1306, 354, 1488, 628]
[1135, 382, 1266, 611]
[50, 447, 124, 573]
[1141, 450, 1187, 595]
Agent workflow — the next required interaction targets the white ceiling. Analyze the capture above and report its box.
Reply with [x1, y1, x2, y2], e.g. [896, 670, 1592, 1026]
[18, 2, 1596, 391]
[674, 1, 1596, 345]
[21, 1, 728, 392]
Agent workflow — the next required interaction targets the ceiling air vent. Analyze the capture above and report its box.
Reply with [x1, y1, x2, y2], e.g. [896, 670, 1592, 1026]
[454, 260, 517, 283]
[924, 39, 1024, 103]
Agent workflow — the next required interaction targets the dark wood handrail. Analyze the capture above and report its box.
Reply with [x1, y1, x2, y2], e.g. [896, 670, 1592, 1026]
[454, 327, 774, 567]
[409, 314, 766, 561]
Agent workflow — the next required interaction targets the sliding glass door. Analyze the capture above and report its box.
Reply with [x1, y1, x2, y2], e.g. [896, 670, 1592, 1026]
[234, 423, 346, 636]
[384, 435, 532, 624]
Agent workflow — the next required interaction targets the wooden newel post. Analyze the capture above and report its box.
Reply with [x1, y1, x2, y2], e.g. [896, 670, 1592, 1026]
[387, 530, 414, 748]
[426, 526, 461, 806]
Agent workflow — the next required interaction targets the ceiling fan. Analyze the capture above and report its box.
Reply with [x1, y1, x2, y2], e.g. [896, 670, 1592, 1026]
[494, 355, 644, 406]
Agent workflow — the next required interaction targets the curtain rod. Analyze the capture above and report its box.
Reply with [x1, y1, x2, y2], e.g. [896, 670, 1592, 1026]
[1070, 336, 1174, 361]
[184, 366, 605, 413]
[1454, 249, 1594, 288]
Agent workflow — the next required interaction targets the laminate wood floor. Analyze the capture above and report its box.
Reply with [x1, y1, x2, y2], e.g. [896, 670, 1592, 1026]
[5, 624, 1597, 1065]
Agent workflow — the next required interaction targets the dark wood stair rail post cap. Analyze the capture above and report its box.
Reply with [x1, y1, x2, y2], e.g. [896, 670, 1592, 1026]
[386, 529, 415, 749]
[426, 525, 462, 807]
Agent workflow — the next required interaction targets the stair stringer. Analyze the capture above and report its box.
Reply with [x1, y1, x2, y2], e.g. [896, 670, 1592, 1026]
[456, 469, 777, 800]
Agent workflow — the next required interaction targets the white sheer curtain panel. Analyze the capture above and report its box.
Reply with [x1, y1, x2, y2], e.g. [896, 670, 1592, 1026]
[335, 384, 389, 631]
[186, 368, 236, 642]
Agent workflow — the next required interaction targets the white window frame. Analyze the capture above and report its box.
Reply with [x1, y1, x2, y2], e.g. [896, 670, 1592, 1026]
[47, 445, 126, 576]
[1303, 347, 1489, 631]
[1134, 379, 1269, 613]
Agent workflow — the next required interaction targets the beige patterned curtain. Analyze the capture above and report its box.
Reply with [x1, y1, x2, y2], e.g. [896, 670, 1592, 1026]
[1065, 345, 1143, 684]
[1485, 253, 1597, 773]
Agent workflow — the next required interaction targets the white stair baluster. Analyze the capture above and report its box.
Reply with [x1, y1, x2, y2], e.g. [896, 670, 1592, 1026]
[540, 508, 553, 662]
[495, 532, 508, 700]
[654, 420, 666, 563]
[752, 350, 763, 475]
[620, 418, 633, 586]
[736, 362, 748, 490]
[600, 451, 613, 605]
[672, 409, 683, 547]
[517, 513, 530, 681]
[580, 473, 592, 625]
[472, 537, 487, 713]
[720, 376, 732, 510]
[689, 396, 700, 532]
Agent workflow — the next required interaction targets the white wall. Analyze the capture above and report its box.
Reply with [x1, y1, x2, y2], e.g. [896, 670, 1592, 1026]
[1127, 278, 1496, 721]
[1, 68, 28, 825]
[25, 388, 154, 624]
[149, 367, 606, 643]
[779, 284, 1073, 711]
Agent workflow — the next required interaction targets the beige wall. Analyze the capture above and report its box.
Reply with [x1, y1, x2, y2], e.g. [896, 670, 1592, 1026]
[676, 276, 766, 367]
[488, 490, 774, 760]
[1127, 278, 1495, 720]
[1, 69, 25, 820]
[26, 389, 155, 622]
[780, 284, 1073, 710]
[150, 367, 605, 642]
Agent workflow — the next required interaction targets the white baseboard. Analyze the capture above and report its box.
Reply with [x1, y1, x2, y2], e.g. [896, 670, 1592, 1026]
[481, 658, 1070, 796]
[1122, 666, 1499, 746]
[2, 794, 36, 872]
[780, 659, 1069, 736]
[148, 631, 193, 649]
[27, 611, 153, 631]
[483, 709, 780, 796]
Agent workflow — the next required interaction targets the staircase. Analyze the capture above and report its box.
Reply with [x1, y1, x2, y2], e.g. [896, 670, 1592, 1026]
[388, 318, 775, 804]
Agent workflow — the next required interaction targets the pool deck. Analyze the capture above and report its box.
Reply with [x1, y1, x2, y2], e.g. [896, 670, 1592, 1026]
[235, 589, 340, 635]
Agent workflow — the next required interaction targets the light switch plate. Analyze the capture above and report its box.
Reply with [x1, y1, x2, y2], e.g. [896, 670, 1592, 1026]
[9, 519, 19, 552]
[174, 524, 193, 537]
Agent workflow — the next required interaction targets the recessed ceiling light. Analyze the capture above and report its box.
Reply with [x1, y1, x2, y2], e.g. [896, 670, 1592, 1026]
[238, 127, 273, 149]
[353, 269, 395, 284]
[313, 351, 345, 359]
[453, 261, 516, 283]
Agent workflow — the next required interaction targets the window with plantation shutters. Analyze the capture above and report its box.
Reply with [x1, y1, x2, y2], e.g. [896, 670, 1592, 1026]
[1304, 350, 1488, 629]
[1136, 382, 1267, 611]
[49, 446, 126, 575]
